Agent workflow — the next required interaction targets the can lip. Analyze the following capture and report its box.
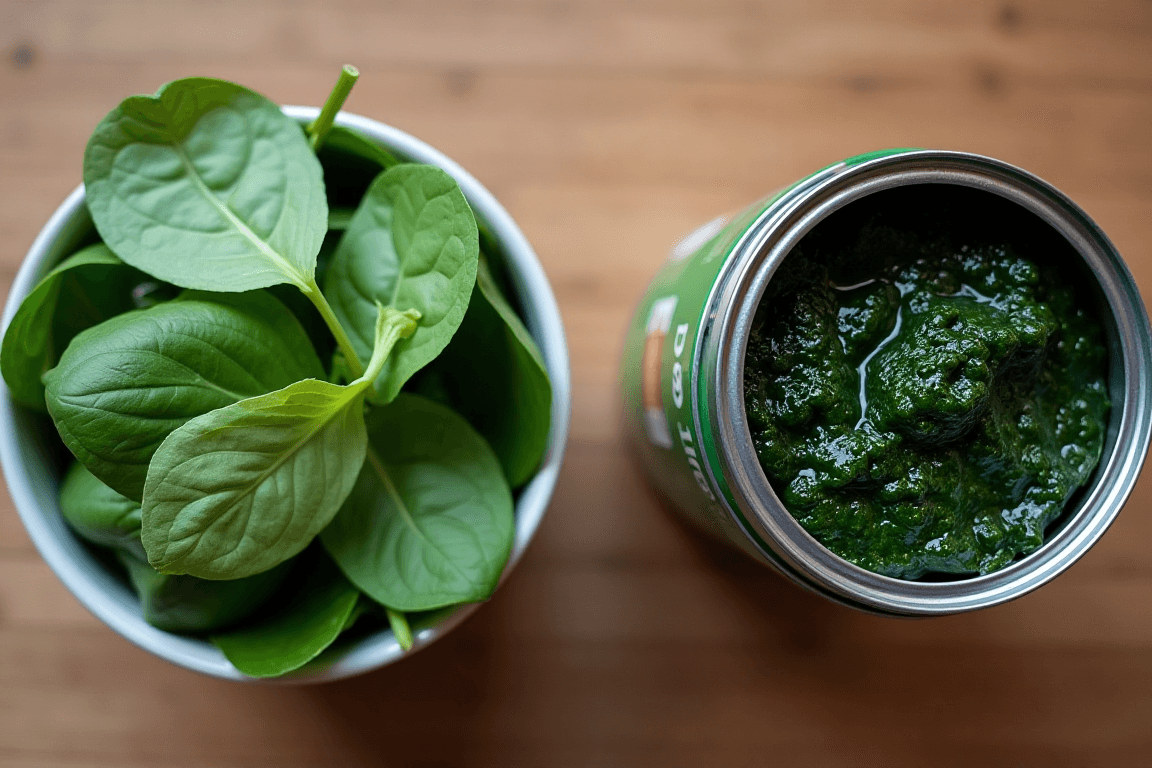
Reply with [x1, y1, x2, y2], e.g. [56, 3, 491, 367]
[710, 150, 1152, 615]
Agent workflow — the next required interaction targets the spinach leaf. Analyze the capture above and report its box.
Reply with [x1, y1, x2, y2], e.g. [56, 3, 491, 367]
[321, 393, 513, 611]
[328, 207, 357, 231]
[434, 256, 553, 488]
[1, 244, 141, 411]
[59, 461, 145, 560]
[325, 164, 479, 401]
[116, 550, 291, 633]
[83, 78, 327, 293]
[44, 290, 324, 501]
[324, 126, 400, 172]
[141, 307, 419, 580]
[210, 546, 361, 678]
[317, 126, 401, 213]
[266, 229, 345, 366]
[59, 461, 291, 632]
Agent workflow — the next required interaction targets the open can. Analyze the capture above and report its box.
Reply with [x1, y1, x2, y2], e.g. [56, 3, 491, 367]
[620, 149, 1152, 615]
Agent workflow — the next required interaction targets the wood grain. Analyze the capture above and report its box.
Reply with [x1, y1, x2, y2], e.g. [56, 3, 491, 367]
[2, 1, 1151, 765]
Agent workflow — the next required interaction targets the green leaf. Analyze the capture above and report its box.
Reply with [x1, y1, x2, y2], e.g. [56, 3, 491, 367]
[325, 164, 479, 402]
[44, 290, 324, 501]
[266, 230, 345, 366]
[116, 550, 291, 633]
[59, 461, 145, 560]
[434, 256, 553, 487]
[83, 77, 327, 292]
[321, 393, 514, 612]
[317, 126, 401, 213]
[328, 207, 357, 231]
[323, 126, 400, 171]
[1, 244, 141, 411]
[140, 307, 419, 580]
[140, 378, 368, 579]
[210, 546, 361, 678]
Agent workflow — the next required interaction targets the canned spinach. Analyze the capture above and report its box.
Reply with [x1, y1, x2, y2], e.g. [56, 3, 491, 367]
[621, 150, 1152, 615]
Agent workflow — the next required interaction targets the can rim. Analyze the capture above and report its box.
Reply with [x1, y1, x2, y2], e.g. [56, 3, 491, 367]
[709, 150, 1152, 615]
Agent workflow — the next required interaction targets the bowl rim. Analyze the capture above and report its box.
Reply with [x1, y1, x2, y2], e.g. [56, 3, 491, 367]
[0, 105, 572, 682]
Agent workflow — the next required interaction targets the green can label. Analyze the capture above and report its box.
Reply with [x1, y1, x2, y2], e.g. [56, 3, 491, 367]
[621, 194, 776, 558]
[621, 151, 917, 561]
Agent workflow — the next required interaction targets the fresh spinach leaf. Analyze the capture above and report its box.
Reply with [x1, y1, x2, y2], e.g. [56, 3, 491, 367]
[317, 126, 401, 212]
[44, 290, 324, 501]
[59, 461, 145, 560]
[141, 307, 419, 580]
[1, 244, 141, 411]
[140, 378, 369, 579]
[434, 256, 552, 488]
[324, 125, 401, 172]
[117, 550, 291, 633]
[60, 460, 291, 632]
[266, 229, 345, 366]
[321, 393, 514, 611]
[83, 77, 327, 293]
[325, 164, 479, 401]
[328, 207, 357, 231]
[210, 546, 361, 678]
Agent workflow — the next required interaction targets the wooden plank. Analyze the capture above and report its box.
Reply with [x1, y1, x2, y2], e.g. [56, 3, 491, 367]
[0, 558, 103, 630]
[0, 499, 33, 555]
[2, 0, 1150, 89]
[0, 628, 1150, 765]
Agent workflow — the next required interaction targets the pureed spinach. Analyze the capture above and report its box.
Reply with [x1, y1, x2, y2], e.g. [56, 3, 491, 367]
[1, 67, 553, 677]
[743, 186, 1109, 579]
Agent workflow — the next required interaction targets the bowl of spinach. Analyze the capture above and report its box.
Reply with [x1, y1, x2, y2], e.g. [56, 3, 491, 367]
[0, 67, 570, 681]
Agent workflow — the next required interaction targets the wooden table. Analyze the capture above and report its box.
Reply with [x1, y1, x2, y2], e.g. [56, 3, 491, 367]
[2, 2, 1150, 765]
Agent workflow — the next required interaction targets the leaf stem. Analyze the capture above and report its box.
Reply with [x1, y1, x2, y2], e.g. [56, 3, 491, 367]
[357, 305, 421, 387]
[386, 607, 414, 651]
[308, 65, 360, 152]
[302, 279, 367, 380]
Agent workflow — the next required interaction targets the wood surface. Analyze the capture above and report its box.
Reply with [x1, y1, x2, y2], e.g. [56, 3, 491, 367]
[2, 1, 1151, 765]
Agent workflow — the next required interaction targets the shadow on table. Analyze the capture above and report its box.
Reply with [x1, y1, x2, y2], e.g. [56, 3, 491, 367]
[292, 613, 502, 766]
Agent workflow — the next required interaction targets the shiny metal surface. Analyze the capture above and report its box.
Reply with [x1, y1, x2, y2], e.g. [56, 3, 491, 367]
[0, 107, 572, 681]
[706, 151, 1152, 615]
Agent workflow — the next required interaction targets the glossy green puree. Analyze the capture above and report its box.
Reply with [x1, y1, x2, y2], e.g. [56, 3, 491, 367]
[743, 192, 1109, 579]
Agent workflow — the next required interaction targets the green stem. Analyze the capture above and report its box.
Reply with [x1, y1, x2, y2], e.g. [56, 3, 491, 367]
[308, 64, 360, 152]
[356, 306, 420, 387]
[387, 607, 414, 651]
[301, 279, 366, 380]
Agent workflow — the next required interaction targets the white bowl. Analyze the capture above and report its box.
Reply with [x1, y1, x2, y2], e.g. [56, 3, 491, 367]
[0, 106, 571, 682]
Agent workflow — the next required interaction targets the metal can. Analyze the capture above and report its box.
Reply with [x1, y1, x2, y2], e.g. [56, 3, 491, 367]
[621, 149, 1152, 615]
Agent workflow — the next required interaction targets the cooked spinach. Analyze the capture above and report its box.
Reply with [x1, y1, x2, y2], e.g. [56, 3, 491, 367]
[2, 69, 551, 677]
